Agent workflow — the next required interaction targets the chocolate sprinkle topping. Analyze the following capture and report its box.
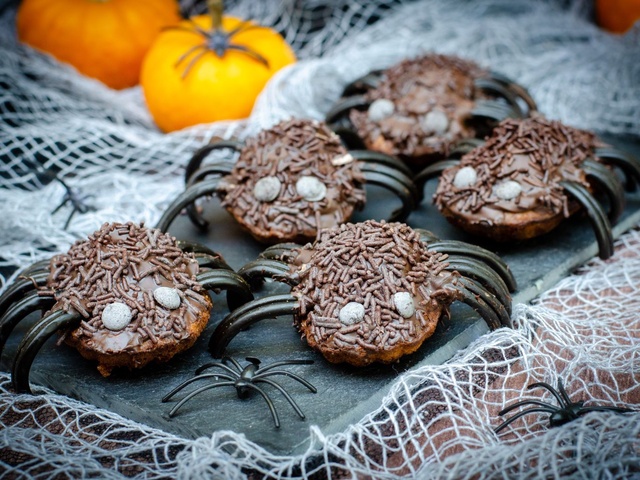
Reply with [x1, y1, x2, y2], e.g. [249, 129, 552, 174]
[291, 220, 458, 365]
[218, 119, 366, 243]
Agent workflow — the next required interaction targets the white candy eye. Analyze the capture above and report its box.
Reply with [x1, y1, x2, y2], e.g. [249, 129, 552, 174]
[153, 287, 181, 310]
[253, 176, 281, 202]
[296, 176, 327, 201]
[339, 302, 365, 325]
[102, 302, 133, 331]
[393, 291, 415, 318]
[453, 166, 478, 188]
[421, 109, 449, 134]
[493, 180, 522, 200]
[368, 98, 395, 121]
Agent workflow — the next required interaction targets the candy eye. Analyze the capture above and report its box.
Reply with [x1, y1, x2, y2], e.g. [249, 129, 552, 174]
[393, 291, 415, 318]
[296, 176, 327, 202]
[253, 176, 282, 202]
[101, 302, 133, 331]
[493, 180, 522, 200]
[368, 98, 395, 121]
[338, 302, 365, 325]
[421, 108, 449, 134]
[153, 287, 181, 310]
[453, 166, 478, 188]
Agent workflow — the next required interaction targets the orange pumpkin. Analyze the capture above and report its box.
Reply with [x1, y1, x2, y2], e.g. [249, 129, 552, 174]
[596, 0, 640, 33]
[17, 0, 181, 90]
[140, 2, 296, 132]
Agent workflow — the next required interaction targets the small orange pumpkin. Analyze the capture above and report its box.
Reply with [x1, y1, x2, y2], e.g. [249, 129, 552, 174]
[140, 0, 296, 132]
[596, 0, 640, 34]
[16, 0, 181, 90]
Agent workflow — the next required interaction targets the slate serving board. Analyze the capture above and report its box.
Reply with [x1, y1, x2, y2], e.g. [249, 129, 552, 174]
[1, 133, 639, 455]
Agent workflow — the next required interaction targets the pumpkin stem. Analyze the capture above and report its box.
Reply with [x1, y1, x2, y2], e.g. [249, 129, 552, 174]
[208, 0, 224, 31]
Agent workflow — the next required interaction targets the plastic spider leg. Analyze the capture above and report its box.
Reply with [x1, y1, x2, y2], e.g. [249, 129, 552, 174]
[167, 381, 236, 418]
[474, 77, 525, 118]
[185, 140, 243, 185]
[253, 377, 308, 419]
[259, 243, 302, 262]
[12, 309, 81, 393]
[195, 358, 244, 376]
[162, 372, 235, 403]
[498, 398, 561, 416]
[471, 100, 518, 123]
[494, 407, 558, 433]
[443, 254, 512, 315]
[341, 70, 383, 96]
[414, 159, 461, 200]
[195, 269, 254, 312]
[254, 368, 317, 394]
[51, 177, 95, 230]
[325, 94, 369, 126]
[360, 165, 418, 221]
[486, 71, 538, 114]
[528, 379, 571, 407]
[0, 292, 54, 357]
[155, 177, 222, 232]
[234, 381, 282, 427]
[560, 181, 614, 259]
[238, 258, 297, 290]
[451, 283, 504, 330]
[456, 277, 511, 328]
[422, 237, 518, 292]
[595, 146, 640, 192]
[209, 293, 299, 358]
[583, 159, 625, 223]
[0, 272, 49, 319]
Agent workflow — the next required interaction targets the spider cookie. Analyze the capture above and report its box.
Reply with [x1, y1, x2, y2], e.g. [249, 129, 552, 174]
[0, 222, 253, 392]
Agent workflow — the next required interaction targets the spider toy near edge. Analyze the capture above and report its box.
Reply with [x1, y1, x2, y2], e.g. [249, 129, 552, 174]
[209, 220, 517, 367]
[0, 222, 254, 393]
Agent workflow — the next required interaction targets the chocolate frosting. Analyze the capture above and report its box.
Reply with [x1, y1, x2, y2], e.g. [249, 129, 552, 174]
[43, 222, 211, 360]
[218, 119, 366, 243]
[290, 220, 458, 366]
[349, 54, 490, 163]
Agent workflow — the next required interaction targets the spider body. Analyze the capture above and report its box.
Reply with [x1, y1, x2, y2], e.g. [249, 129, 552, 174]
[210, 220, 516, 366]
[326, 53, 536, 169]
[495, 378, 634, 433]
[419, 116, 640, 259]
[0, 222, 253, 393]
[156, 119, 419, 244]
[162, 356, 317, 428]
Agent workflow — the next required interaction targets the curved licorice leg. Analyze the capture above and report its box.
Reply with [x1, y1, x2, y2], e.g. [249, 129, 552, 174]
[12, 310, 81, 393]
[0, 272, 48, 319]
[471, 100, 518, 123]
[176, 240, 233, 271]
[196, 269, 254, 312]
[260, 243, 302, 262]
[494, 407, 557, 433]
[185, 162, 234, 228]
[254, 377, 307, 419]
[350, 149, 413, 178]
[487, 71, 538, 114]
[415, 159, 460, 200]
[238, 258, 296, 290]
[155, 178, 222, 232]
[450, 138, 484, 158]
[342, 70, 383, 96]
[527, 381, 567, 407]
[474, 77, 524, 118]
[583, 159, 625, 223]
[167, 381, 236, 418]
[361, 167, 417, 222]
[445, 255, 512, 315]
[209, 294, 299, 358]
[184, 140, 243, 185]
[20, 260, 52, 276]
[457, 277, 511, 328]
[162, 372, 235, 402]
[595, 147, 640, 192]
[0, 292, 54, 356]
[325, 94, 369, 126]
[560, 181, 614, 260]
[451, 283, 502, 331]
[425, 239, 517, 292]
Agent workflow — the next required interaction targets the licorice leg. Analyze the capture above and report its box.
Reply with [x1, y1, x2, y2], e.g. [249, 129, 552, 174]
[0, 292, 54, 357]
[155, 178, 222, 232]
[196, 270, 254, 312]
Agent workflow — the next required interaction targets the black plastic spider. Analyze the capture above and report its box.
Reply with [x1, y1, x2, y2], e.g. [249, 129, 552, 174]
[162, 356, 317, 428]
[494, 378, 634, 433]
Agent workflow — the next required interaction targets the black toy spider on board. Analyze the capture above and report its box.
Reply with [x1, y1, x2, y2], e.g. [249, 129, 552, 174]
[210, 220, 516, 367]
[155, 118, 418, 244]
[494, 378, 634, 433]
[325, 53, 537, 169]
[418, 116, 640, 260]
[0, 222, 253, 393]
[162, 356, 317, 428]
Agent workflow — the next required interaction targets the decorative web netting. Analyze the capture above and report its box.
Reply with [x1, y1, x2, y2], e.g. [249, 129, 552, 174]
[1, 0, 639, 478]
